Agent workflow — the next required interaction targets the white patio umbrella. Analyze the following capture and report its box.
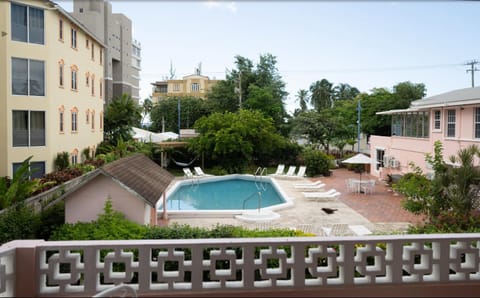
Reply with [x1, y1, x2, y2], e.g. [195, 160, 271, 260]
[342, 153, 376, 182]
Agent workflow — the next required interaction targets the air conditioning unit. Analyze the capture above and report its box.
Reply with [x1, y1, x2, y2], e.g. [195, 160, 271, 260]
[382, 155, 390, 168]
[390, 158, 399, 169]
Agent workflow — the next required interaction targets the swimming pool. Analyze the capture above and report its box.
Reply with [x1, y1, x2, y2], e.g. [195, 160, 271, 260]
[159, 175, 293, 217]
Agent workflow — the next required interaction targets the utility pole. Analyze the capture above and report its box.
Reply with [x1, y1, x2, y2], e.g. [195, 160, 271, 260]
[465, 60, 479, 87]
[357, 99, 361, 153]
[238, 71, 242, 109]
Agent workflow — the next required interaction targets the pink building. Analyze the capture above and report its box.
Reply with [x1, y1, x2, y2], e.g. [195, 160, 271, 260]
[64, 154, 174, 225]
[369, 87, 480, 179]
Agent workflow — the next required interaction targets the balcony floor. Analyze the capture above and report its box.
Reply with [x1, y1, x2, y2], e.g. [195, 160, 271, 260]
[164, 168, 425, 234]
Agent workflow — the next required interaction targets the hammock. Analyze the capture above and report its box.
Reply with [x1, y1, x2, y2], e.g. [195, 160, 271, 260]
[171, 156, 198, 167]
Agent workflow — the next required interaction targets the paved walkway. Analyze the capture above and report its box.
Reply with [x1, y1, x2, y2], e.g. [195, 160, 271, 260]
[165, 168, 425, 235]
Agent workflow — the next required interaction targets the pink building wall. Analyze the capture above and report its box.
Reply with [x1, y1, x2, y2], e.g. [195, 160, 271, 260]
[65, 175, 152, 225]
[370, 106, 480, 179]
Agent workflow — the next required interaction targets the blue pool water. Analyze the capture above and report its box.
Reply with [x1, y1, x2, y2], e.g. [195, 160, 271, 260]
[165, 178, 285, 211]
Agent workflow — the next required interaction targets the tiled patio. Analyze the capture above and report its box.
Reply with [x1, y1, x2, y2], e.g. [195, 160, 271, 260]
[317, 168, 425, 224]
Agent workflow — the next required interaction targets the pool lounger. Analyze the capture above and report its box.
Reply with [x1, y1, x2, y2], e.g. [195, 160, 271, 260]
[292, 180, 323, 187]
[302, 189, 341, 200]
[293, 183, 326, 190]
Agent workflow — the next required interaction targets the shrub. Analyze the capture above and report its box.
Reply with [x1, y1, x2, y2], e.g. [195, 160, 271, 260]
[0, 203, 40, 244]
[302, 148, 333, 177]
[408, 212, 480, 234]
[54, 152, 70, 171]
[51, 199, 148, 240]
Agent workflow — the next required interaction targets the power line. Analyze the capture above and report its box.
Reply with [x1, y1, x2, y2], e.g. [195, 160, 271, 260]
[141, 62, 465, 78]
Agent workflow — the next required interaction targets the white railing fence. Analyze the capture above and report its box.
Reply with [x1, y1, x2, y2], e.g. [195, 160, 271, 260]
[1, 234, 480, 296]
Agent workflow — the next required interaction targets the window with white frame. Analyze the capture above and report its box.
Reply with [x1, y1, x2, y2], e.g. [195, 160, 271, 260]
[11, 3, 44, 45]
[433, 110, 441, 130]
[71, 150, 78, 165]
[71, 27, 77, 48]
[12, 57, 45, 96]
[59, 106, 64, 133]
[71, 67, 78, 90]
[475, 108, 480, 139]
[446, 109, 456, 138]
[191, 83, 200, 92]
[12, 110, 45, 147]
[71, 109, 78, 132]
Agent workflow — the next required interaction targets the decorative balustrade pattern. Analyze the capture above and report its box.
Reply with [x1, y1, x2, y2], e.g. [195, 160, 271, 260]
[0, 246, 15, 297]
[1, 234, 480, 296]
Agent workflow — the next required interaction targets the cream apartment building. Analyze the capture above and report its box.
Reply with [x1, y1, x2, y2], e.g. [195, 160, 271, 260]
[151, 72, 221, 104]
[0, 0, 104, 178]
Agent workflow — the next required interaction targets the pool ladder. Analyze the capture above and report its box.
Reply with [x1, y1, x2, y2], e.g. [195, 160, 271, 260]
[242, 167, 267, 211]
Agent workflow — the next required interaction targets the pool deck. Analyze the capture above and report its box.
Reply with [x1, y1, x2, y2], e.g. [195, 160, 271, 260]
[162, 168, 425, 235]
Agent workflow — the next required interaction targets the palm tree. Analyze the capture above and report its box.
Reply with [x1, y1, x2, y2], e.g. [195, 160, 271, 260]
[309, 79, 333, 111]
[141, 97, 153, 125]
[445, 145, 480, 216]
[333, 83, 360, 103]
[104, 94, 142, 145]
[295, 89, 309, 111]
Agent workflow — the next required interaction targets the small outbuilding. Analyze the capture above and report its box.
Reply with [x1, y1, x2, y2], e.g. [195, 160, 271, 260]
[64, 154, 174, 225]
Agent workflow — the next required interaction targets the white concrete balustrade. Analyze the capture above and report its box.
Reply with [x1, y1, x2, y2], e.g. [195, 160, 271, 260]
[2, 234, 480, 297]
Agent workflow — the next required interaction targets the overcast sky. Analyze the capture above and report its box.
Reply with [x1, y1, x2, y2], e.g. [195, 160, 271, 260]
[58, 1, 480, 113]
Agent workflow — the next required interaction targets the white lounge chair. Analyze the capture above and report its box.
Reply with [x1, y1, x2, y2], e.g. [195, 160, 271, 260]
[293, 180, 323, 187]
[269, 164, 285, 176]
[322, 224, 353, 236]
[194, 167, 211, 177]
[293, 165, 307, 178]
[284, 166, 296, 177]
[293, 182, 326, 190]
[183, 168, 195, 178]
[302, 189, 341, 200]
[348, 225, 372, 236]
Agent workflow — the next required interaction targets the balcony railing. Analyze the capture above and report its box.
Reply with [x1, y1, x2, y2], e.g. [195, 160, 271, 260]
[2, 234, 480, 297]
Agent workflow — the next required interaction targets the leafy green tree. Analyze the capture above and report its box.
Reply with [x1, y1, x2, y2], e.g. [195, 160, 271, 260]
[393, 81, 426, 105]
[359, 82, 425, 137]
[291, 110, 347, 153]
[190, 109, 285, 173]
[104, 94, 142, 145]
[150, 96, 208, 133]
[206, 80, 239, 113]
[206, 54, 288, 134]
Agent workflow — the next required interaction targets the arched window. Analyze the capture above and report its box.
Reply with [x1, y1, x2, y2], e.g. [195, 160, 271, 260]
[70, 65, 78, 91]
[58, 59, 64, 87]
[71, 148, 78, 165]
[71, 107, 78, 132]
[58, 105, 65, 133]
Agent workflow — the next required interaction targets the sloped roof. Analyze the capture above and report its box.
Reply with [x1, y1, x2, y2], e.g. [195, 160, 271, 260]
[411, 87, 480, 109]
[376, 87, 480, 115]
[101, 154, 174, 206]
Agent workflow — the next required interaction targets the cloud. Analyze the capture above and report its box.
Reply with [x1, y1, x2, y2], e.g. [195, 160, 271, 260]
[204, 1, 237, 13]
